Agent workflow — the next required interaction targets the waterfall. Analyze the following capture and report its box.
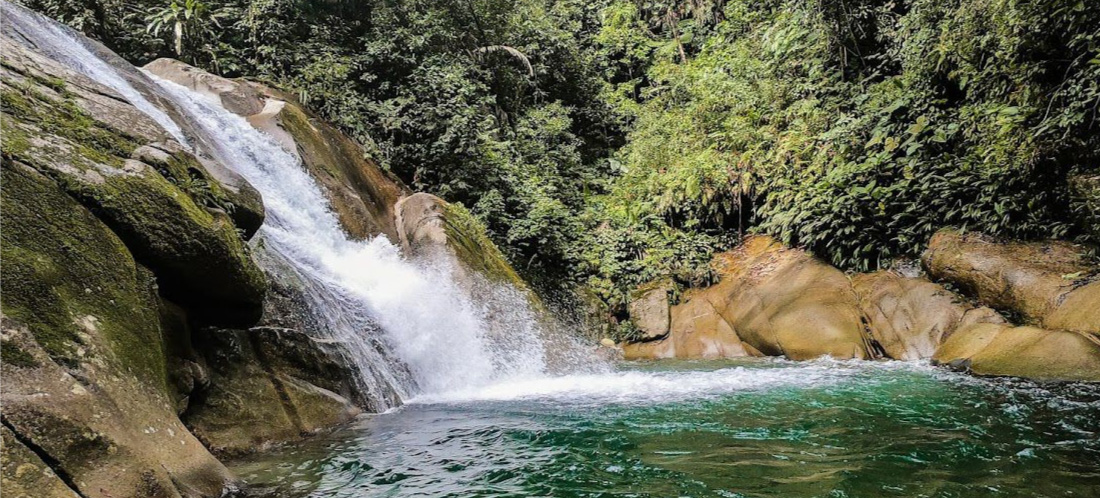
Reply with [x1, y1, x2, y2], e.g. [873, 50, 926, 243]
[1, 1, 595, 409]
[146, 77, 564, 403]
[2, 3, 188, 145]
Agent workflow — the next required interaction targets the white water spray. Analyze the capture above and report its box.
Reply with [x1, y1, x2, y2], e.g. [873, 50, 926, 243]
[147, 76, 566, 402]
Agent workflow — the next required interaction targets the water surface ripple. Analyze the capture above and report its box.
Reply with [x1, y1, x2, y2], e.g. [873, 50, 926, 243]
[232, 359, 1100, 497]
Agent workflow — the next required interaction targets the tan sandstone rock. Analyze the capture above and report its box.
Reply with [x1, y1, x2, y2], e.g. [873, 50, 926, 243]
[852, 271, 1004, 360]
[933, 323, 1100, 382]
[922, 229, 1093, 325]
[706, 236, 872, 360]
[624, 236, 871, 360]
[623, 290, 757, 360]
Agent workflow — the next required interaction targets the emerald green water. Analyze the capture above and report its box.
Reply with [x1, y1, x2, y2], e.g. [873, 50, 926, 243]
[232, 359, 1100, 497]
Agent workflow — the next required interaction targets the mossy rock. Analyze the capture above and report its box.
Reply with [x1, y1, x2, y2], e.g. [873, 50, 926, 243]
[143, 58, 407, 241]
[184, 328, 359, 457]
[396, 193, 534, 296]
[2, 46, 266, 327]
[0, 425, 80, 498]
[0, 162, 166, 381]
[0, 172, 235, 495]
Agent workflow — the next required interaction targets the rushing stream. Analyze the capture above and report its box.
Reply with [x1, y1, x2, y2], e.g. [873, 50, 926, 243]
[7, 6, 1099, 496]
[233, 358, 1100, 497]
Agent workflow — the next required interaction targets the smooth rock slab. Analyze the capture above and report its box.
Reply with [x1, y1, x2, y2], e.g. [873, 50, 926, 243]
[933, 323, 1100, 382]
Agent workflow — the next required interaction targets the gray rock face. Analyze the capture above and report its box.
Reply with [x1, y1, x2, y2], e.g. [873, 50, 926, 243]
[627, 284, 672, 341]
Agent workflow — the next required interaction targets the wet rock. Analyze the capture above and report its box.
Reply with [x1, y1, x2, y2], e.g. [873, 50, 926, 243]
[184, 326, 361, 457]
[627, 282, 672, 341]
[623, 290, 757, 360]
[933, 323, 1100, 382]
[922, 229, 1093, 324]
[395, 192, 536, 297]
[852, 271, 1004, 360]
[144, 58, 409, 242]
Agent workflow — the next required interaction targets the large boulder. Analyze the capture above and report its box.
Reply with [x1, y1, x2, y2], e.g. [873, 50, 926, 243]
[0, 166, 236, 497]
[933, 323, 1100, 382]
[395, 193, 532, 293]
[182, 327, 361, 457]
[706, 236, 872, 360]
[1045, 281, 1100, 335]
[625, 236, 871, 360]
[922, 229, 1094, 325]
[143, 58, 409, 241]
[852, 271, 1004, 360]
[1, 39, 266, 326]
[623, 290, 758, 360]
[626, 282, 672, 341]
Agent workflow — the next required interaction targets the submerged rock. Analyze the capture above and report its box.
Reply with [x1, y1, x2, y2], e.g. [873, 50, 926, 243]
[852, 271, 1004, 360]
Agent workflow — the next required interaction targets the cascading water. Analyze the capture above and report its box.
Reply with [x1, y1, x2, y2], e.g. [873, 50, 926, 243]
[146, 77, 575, 405]
[2, 3, 188, 145]
[2, 0, 596, 409]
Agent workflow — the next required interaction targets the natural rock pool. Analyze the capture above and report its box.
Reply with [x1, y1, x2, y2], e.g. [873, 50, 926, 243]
[231, 359, 1100, 497]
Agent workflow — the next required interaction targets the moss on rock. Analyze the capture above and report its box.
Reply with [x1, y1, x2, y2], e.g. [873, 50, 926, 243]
[442, 202, 529, 291]
[2, 55, 267, 327]
[0, 163, 167, 383]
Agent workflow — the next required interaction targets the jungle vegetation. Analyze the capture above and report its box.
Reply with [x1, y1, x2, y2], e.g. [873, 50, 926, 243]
[23, 0, 1100, 332]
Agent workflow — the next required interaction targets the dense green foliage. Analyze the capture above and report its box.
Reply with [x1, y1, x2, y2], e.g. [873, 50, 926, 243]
[26, 0, 1100, 326]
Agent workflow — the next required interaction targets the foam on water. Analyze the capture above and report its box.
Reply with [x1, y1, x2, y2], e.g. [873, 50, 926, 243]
[411, 358, 939, 405]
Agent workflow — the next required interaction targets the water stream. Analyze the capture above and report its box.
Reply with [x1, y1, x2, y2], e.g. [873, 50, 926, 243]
[9, 6, 1100, 495]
